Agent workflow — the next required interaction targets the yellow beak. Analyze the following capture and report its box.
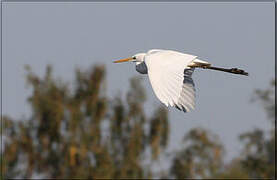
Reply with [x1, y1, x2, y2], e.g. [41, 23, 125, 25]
[113, 57, 133, 63]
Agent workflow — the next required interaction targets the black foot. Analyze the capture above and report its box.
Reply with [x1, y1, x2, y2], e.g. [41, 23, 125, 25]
[230, 68, 248, 76]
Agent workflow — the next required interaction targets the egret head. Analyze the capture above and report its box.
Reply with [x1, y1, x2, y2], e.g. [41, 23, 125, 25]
[113, 53, 146, 64]
[132, 53, 146, 63]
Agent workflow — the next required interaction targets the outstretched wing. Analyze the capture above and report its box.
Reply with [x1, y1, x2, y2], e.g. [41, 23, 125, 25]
[145, 50, 197, 112]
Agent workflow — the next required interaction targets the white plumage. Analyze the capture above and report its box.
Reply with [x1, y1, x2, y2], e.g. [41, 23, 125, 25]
[113, 49, 248, 113]
[145, 50, 198, 112]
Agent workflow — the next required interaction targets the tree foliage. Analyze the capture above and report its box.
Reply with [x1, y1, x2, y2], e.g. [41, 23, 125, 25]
[238, 78, 275, 178]
[169, 79, 275, 179]
[2, 65, 169, 178]
[2, 64, 275, 179]
[170, 128, 224, 179]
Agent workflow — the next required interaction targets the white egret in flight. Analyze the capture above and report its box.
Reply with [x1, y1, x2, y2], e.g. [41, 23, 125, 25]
[113, 49, 248, 113]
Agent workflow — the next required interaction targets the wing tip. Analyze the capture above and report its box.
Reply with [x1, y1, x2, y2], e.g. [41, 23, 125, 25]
[175, 104, 195, 113]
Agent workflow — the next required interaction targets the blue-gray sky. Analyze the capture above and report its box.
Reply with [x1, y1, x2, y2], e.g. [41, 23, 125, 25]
[3, 2, 274, 165]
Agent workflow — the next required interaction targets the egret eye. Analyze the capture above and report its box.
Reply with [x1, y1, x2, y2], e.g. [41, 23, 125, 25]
[132, 56, 136, 59]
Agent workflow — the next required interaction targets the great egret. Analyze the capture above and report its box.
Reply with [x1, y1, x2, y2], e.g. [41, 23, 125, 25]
[113, 49, 248, 112]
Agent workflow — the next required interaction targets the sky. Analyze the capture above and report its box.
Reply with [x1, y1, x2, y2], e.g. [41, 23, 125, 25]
[2, 2, 274, 166]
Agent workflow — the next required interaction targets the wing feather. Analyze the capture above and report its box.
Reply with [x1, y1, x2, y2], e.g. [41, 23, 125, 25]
[150, 70, 169, 106]
[145, 50, 197, 112]
[178, 69, 196, 112]
[166, 71, 184, 106]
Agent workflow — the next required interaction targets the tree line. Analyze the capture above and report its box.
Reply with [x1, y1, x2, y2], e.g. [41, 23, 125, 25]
[2, 64, 275, 179]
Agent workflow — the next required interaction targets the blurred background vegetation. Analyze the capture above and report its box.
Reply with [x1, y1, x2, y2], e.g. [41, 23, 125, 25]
[1, 64, 275, 179]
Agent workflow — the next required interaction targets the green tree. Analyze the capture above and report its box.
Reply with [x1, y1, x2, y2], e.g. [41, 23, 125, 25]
[238, 79, 275, 179]
[213, 158, 249, 178]
[170, 79, 275, 179]
[2, 64, 275, 179]
[2, 64, 169, 179]
[215, 79, 275, 179]
[170, 128, 224, 179]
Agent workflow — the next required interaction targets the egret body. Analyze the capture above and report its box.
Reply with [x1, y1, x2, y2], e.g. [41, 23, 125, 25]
[114, 49, 248, 113]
